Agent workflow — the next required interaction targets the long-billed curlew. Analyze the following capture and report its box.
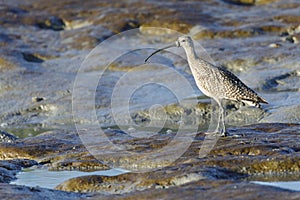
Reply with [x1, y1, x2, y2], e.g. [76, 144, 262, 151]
[145, 36, 268, 136]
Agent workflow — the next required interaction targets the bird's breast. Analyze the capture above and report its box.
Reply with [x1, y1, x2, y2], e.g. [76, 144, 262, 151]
[192, 68, 229, 100]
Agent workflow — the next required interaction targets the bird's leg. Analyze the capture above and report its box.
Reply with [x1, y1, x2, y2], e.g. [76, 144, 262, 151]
[214, 105, 220, 133]
[213, 100, 221, 134]
[207, 99, 221, 135]
[217, 100, 227, 136]
[219, 104, 226, 136]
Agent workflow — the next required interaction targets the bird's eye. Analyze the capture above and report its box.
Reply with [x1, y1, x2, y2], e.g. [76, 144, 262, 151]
[182, 39, 186, 42]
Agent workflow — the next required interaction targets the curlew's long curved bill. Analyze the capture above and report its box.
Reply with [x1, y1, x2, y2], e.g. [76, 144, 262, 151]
[144, 44, 176, 63]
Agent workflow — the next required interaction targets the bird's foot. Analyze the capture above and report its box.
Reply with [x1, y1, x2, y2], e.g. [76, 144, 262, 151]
[220, 131, 230, 137]
[204, 131, 219, 136]
[205, 130, 229, 137]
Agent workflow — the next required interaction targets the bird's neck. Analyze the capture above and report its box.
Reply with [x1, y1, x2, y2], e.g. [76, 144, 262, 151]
[183, 45, 198, 64]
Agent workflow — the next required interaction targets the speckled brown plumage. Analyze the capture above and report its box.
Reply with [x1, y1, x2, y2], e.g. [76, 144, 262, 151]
[215, 66, 268, 108]
[145, 35, 268, 135]
[176, 36, 268, 106]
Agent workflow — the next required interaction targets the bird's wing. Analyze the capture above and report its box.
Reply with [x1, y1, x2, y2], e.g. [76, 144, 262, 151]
[216, 66, 268, 106]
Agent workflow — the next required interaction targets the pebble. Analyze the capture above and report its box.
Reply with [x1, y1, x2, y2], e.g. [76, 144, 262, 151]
[22, 53, 44, 63]
[32, 97, 46, 102]
[166, 129, 173, 134]
[37, 16, 66, 31]
[269, 43, 281, 48]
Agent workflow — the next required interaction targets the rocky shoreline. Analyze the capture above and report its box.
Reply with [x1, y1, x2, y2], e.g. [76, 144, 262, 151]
[0, 0, 300, 199]
[0, 123, 300, 199]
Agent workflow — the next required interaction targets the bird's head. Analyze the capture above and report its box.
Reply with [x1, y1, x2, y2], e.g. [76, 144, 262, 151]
[144, 35, 194, 63]
[175, 36, 193, 48]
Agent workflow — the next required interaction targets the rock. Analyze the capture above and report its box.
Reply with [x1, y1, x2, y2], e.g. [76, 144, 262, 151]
[221, 58, 257, 73]
[48, 154, 110, 171]
[269, 43, 281, 48]
[2, 124, 299, 175]
[0, 57, 16, 72]
[140, 20, 192, 35]
[131, 102, 211, 129]
[0, 167, 15, 183]
[0, 159, 37, 183]
[32, 97, 46, 103]
[0, 130, 107, 171]
[222, 0, 277, 6]
[262, 70, 300, 91]
[221, 0, 256, 6]
[258, 25, 285, 33]
[0, 183, 83, 200]
[53, 123, 300, 197]
[273, 15, 300, 24]
[60, 28, 101, 50]
[0, 130, 18, 143]
[286, 33, 300, 43]
[193, 28, 263, 39]
[22, 53, 45, 63]
[118, 19, 140, 32]
[55, 166, 245, 193]
[1, 123, 299, 198]
[37, 16, 66, 31]
[89, 181, 300, 200]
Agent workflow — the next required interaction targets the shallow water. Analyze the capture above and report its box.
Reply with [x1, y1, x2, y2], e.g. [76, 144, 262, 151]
[1, 0, 300, 132]
[10, 166, 129, 189]
[252, 181, 300, 192]
[10, 166, 300, 192]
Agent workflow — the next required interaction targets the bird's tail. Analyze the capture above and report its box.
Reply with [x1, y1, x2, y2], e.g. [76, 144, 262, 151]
[258, 96, 268, 104]
[241, 96, 268, 108]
